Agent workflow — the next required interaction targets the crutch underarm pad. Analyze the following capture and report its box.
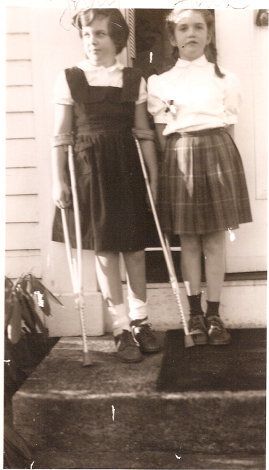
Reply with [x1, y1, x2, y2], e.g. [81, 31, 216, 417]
[132, 128, 155, 141]
[52, 133, 74, 148]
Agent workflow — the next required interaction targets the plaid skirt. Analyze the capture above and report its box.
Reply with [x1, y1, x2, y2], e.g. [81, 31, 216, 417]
[159, 127, 252, 234]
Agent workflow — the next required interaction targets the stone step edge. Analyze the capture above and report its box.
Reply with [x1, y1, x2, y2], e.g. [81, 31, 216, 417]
[16, 389, 265, 401]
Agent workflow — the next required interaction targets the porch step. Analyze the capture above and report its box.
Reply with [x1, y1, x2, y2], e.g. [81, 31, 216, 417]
[13, 333, 265, 469]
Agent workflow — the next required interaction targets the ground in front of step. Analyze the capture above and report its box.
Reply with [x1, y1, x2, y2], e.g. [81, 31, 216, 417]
[13, 331, 266, 469]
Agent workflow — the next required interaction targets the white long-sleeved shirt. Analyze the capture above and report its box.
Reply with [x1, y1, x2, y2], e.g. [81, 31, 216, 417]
[54, 59, 147, 106]
[147, 55, 241, 135]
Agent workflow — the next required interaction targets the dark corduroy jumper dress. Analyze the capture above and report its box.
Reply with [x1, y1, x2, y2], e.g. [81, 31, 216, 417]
[52, 67, 147, 252]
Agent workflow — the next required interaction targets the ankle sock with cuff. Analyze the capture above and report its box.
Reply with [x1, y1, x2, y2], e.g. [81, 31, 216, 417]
[206, 300, 220, 317]
[107, 303, 130, 337]
[128, 296, 148, 322]
[187, 293, 204, 316]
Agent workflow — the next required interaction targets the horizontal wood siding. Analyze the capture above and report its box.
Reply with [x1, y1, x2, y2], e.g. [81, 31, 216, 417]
[6, 138, 36, 167]
[6, 61, 32, 85]
[6, 86, 33, 112]
[6, 224, 40, 250]
[6, 195, 39, 222]
[6, 112, 35, 139]
[5, 250, 42, 279]
[5, 8, 41, 279]
[6, 33, 32, 60]
[6, 168, 39, 195]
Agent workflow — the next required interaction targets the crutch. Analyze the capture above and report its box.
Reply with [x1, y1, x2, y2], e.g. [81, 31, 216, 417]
[134, 138, 194, 348]
[61, 145, 93, 366]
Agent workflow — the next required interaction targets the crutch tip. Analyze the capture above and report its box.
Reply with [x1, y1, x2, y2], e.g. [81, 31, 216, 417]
[184, 334, 195, 348]
[82, 352, 93, 367]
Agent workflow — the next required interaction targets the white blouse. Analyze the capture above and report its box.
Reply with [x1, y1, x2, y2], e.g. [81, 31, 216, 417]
[54, 59, 147, 106]
[147, 55, 241, 135]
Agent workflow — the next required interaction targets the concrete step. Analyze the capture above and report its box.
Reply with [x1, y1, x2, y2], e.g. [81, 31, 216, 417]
[46, 280, 266, 337]
[13, 333, 265, 469]
[34, 449, 265, 469]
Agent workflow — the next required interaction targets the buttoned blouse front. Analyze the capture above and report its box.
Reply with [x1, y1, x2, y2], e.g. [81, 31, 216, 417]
[147, 55, 241, 135]
[54, 59, 147, 105]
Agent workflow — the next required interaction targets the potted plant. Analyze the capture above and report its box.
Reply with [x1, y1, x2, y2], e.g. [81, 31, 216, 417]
[4, 274, 63, 469]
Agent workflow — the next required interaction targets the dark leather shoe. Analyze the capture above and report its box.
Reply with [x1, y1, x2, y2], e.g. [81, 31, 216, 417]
[114, 330, 144, 363]
[205, 315, 231, 345]
[131, 319, 161, 354]
[188, 314, 208, 345]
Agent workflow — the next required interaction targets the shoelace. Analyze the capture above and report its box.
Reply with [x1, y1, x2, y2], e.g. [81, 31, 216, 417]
[133, 323, 153, 336]
[207, 316, 224, 332]
[117, 330, 136, 350]
[190, 316, 206, 334]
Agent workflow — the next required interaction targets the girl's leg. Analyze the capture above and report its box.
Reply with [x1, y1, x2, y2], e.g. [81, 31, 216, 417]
[202, 231, 231, 345]
[122, 250, 146, 319]
[180, 234, 202, 296]
[180, 234, 207, 344]
[95, 251, 129, 334]
[202, 230, 226, 302]
[95, 251, 143, 362]
[123, 250, 161, 353]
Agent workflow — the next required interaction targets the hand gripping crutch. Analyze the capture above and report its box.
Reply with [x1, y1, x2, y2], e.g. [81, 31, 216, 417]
[61, 145, 93, 366]
[134, 138, 194, 348]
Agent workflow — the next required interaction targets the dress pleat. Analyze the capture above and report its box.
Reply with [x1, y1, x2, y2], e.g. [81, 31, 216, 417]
[52, 67, 147, 251]
[159, 128, 252, 234]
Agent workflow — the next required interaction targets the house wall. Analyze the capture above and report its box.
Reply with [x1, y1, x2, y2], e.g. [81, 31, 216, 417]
[215, 10, 267, 273]
[6, 10, 41, 279]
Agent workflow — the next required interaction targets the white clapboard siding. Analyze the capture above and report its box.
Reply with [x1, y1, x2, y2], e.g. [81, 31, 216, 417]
[6, 86, 33, 112]
[6, 223, 40, 250]
[6, 195, 39, 222]
[6, 138, 36, 168]
[6, 33, 31, 60]
[5, 8, 41, 281]
[6, 7, 32, 32]
[5, 250, 42, 279]
[6, 112, 35, 139]
[6, 168, 38, 195]
[6, 60, 33, 86]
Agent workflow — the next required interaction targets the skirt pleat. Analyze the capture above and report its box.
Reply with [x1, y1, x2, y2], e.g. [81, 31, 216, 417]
[52, 130, 147, 251]
[159, 128, 252, 234]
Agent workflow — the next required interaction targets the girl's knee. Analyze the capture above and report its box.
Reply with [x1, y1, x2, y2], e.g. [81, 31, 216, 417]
[202, 232, 225, 256]
[180, 234, 201, 253]
[123, 250, 145, 265]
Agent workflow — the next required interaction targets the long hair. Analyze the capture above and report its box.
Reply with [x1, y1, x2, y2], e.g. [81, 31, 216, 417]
[166, 9, 225, 78]
[72, 8, 129, 55]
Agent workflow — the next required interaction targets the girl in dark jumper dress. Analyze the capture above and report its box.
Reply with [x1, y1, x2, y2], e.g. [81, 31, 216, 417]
[52, 8, 160, 362]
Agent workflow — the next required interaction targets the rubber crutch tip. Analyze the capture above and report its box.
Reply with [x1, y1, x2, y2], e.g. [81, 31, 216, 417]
[82, 352, 93, 367]
[184, 334, 195, 348]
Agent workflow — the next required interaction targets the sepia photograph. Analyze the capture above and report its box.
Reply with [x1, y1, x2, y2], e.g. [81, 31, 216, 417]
[3, 1, 267, 469]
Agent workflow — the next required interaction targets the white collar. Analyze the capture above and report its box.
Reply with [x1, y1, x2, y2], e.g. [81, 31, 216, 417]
[175, 55, 209, 68]
[78, 58, 124, 73]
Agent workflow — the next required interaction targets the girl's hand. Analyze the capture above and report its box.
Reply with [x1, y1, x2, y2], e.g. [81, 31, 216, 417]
[53, 180, 71, 209]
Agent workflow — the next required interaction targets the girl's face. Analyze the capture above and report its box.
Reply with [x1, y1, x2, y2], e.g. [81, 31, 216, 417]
[82, 16, 117, 67]
[170, 10, 211, 61]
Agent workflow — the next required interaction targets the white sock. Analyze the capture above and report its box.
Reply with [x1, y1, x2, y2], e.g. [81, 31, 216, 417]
[107, 303, 130, 337]
[128, 296, 148, 322]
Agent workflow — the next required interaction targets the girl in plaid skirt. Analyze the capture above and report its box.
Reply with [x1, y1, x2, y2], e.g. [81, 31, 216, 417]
[148, 9, 252, 345]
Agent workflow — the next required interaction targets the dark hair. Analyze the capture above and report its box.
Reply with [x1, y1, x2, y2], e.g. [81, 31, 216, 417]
[72, 8, 129, 54]
[166, 9, 225, 78]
